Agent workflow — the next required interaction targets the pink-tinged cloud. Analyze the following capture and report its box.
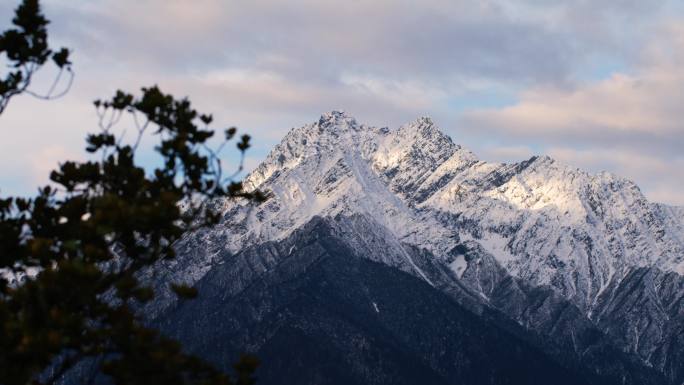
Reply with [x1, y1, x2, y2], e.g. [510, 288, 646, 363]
[459, 20, 684, 205]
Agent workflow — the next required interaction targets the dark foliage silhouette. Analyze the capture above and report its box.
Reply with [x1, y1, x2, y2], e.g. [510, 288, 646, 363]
[0, 1, 263, 384]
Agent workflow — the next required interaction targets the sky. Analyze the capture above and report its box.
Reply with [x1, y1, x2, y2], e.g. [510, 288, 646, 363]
[0, 0, 683, 205]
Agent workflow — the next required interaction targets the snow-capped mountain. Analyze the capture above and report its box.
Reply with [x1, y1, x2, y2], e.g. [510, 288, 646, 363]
[149, 111, 684, 384]
[219, 111, 684, 301]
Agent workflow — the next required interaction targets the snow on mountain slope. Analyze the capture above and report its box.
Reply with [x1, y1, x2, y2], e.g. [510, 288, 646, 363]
[419, 154, 684, 309]
[199, 111, 460, 284]
[175, 111, 683, 315]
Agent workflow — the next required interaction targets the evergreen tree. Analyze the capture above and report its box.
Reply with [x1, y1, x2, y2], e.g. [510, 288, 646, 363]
[0, 1, 263, 384]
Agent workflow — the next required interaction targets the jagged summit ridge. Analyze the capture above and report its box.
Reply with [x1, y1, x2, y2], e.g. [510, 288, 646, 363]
[235, 113, 681, 318]
[221, 112, 684, 300]
[240, 112, 683, 289]
[244, 111, 460, 191]
[316, 110, 357, 129]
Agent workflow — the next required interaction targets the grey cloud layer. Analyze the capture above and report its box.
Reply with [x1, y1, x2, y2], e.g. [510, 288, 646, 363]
[42, 0, 664, 83]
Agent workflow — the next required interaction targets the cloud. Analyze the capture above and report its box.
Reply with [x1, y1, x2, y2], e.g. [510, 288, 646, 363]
[339, 74, 448, 110]
[37, 0, 664, 86]
[459, 20, 684, 205]
[461, 71, 684, 141]
[478, 145, 535, 162]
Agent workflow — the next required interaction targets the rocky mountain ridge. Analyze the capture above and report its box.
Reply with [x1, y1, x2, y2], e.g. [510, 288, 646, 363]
[150, 110, 684, 384]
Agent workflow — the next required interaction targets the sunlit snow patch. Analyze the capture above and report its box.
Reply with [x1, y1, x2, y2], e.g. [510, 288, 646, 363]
[449, 254, 468, 278]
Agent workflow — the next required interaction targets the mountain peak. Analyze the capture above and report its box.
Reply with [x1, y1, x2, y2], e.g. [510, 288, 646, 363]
[317, 110, 358, 130]
[414, 116, 434, 125]
[396, 115, 453, 145]
[403, 115, 434, 130]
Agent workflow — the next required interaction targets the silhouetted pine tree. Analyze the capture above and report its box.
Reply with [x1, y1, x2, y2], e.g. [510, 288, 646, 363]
[0, 1, 263, 384]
